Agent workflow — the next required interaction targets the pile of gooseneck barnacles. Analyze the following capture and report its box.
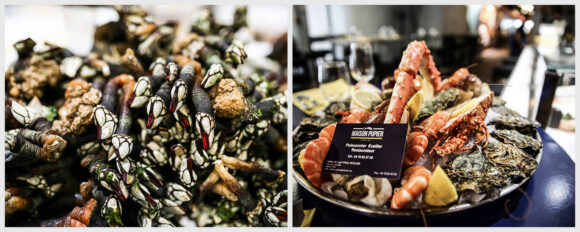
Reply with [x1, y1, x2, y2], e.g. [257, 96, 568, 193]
[6, 5, 287, 227]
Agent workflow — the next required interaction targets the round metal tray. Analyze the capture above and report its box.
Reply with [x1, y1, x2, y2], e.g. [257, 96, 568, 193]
[293, 130, 543, 216]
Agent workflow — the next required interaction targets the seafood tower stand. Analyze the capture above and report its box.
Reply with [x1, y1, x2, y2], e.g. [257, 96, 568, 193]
[292, 4, 573, 227]
[5, 5, 289, 227]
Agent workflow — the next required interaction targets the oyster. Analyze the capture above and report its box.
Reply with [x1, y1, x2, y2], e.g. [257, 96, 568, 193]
[491, 129, 542, 155]
[444, 147, 508, 194]
[416, 88, 468, 122]
[492, 97, 507, 107]
[484, 142, 538, 179]
[345, 175, 392, 206]
[489, 115, 540, 135]
[293, 116, 336, 146]
[490, 105, 521, 117]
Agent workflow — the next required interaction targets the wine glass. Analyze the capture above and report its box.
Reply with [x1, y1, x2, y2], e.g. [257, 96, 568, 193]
[318, 61, 351, 102]
[349, 42, 375, 83]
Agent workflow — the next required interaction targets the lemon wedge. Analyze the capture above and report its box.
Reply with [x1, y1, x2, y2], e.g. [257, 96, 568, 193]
[352, 89, 383, 111]
[424, 166, 458, 207]
[449, 98, 478, 118]
[406, 90, 424, 122]
[420, 74, 434, 101]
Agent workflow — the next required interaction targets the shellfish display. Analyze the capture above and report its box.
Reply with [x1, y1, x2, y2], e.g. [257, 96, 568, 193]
[6, 5, 287, 227]
[293, 40, 542, 212]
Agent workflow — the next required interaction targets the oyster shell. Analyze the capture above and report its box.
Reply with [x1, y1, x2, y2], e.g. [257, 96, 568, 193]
[345, 175, 392, 206]
[444, 147, 508, 194]
[491, 129, 542, 155]
[416, 88, 463, 122]
[293, 116, 336, 146]
[490, 105, 521, 117]
[489, 115, 540, 135]
[484, 142, 538, 179]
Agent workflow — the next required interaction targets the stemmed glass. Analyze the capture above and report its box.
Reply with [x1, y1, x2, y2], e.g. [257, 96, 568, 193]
[318, 61, 351, 102]
[349, 42, 375, 83]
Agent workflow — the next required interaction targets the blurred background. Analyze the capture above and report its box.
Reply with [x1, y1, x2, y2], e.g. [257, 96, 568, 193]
[5, 5, 288, 68]
[292, 5, 575, 158]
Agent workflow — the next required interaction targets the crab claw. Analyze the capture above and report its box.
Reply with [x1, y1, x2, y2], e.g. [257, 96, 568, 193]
[111, 134, 134, 161]
[165, 62, 179, 83]
[179, 157, 197, 188]
[94, 105, 118, 140]
[131, 76, 152, 108]
[201, 64, 223, 89]
[101, 195, 124, 226]
[195, 112, 215, 150]
[146, 96, 167, 129]
[98, 169, 129, 201]
[169, 80, 187, 113]
[131, 183, 157, 207]
[166, 182, 193, 203]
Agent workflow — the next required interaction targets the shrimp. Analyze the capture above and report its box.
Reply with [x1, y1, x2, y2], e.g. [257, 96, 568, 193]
[301, 108, 372, 187]
[391, 166, 431, 209]
[301, 124, 336, 187]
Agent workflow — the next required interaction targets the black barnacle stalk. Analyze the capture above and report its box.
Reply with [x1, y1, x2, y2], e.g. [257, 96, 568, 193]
[5, 128, 66, 163]
[94, 74, 134, 141]
[191, 80, 216, 150]
[220, 155, 285, 185]
[213, 160, 258, 211]
[121, 48, 145, 78]
[110, 76, 136, 161]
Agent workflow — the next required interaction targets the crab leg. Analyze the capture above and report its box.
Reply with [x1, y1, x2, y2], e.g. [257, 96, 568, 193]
[191, 80, 215, 150]
[386, 41, 441, 123]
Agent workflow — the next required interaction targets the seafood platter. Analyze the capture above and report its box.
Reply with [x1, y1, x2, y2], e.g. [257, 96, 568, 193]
[293, 41, 543, 216]
[6, 6, 288, 227]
